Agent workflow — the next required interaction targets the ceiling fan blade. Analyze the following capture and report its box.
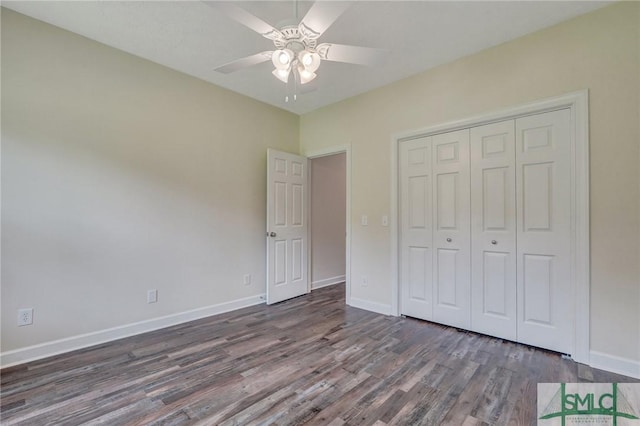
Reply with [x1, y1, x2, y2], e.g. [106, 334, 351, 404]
[316, 43, 387, 66]
[299, 2, 351, 39]
[214, 51, 273, 74]
[205, 2, 283, 41]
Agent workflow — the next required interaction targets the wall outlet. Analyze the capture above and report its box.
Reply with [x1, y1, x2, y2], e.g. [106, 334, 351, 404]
[147, 289, 158, 304]
[243, 274, 252, 285]
[361, 276, 368, 287]
[361, 215, 368, 226]
[18, 308, 33, 326]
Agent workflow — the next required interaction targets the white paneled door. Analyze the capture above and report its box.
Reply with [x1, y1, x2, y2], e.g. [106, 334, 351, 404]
[516, 110, 572, 354]
[431, 129, 471, 329]
[470, 121, 517, 341]
[266, 149, 308, 304]
[399, 108, 574, 355]
[400, 137, 433, 320]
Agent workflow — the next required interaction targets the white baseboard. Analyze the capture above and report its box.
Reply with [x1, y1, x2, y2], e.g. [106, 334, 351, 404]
[311, 275, 346, 290]
[348, 297, 392, 316]
[0, 294, 265, 369]
[589, 350, 640, 379]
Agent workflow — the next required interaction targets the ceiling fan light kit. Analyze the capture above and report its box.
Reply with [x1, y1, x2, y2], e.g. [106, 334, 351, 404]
[272, 68, 291, 84]
[297, 64, 317, 84]
[209, 1, 385, 99]
[271, 39, 319, 85]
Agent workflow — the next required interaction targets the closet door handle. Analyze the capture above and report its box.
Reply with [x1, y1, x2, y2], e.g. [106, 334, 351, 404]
[446, 238, 452, 243]
[491, 240, 497, 245]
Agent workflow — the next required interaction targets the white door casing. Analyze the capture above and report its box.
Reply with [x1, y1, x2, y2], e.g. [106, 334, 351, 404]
[266, 149, 309, 304]
[515, 109, 572, 354]
[470, 121, 517, 341]
[400, 137, 434, 320]
[431, 129, 471, 329]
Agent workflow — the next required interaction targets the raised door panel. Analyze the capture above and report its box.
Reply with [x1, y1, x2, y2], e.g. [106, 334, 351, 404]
[523, 163, 553, 232]
[291, 184, 304, 227]
[432, 129, 470, 329]
[482, 252, 509, 317]
[436, 173, 458, 230]
[400, 137, 433, 320]
[516, 109, 572, 354]
[409, 176, 429, 229]
[408, 246, 430, 301]
[274, 182, 287, 227]
[291, 238, 304, 282]
[274, 239, 287, 285]
[522, 254, 553, 325]
[470, 121, 517, 341]
[436, 248, 459, 307]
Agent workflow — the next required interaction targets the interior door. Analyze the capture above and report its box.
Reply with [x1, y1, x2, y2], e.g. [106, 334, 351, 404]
[400, 137, 433, 320]
[470, 121, 517, 341]
[432, 129, 471, 329]
[515, 109, 572, 353]
[266, 149, 309, 304]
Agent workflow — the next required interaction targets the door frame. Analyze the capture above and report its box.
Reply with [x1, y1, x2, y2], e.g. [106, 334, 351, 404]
[304, 145, 352, 305]
[389, 90, 590, 363]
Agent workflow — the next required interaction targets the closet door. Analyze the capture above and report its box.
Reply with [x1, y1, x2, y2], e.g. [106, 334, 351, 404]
[470, 121, 517, 341]
[516, 109, 572, 354]
[432, 129, 471, 329]
[400, 137, 433, 320]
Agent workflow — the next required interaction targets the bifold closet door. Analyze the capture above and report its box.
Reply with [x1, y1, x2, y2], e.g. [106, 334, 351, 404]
[432, 129, 471, 329]
[399, 109, 573, 354]
[400, 137, 433, 321]
[470, 121, 517, 341]
[516, 109, 572, 354]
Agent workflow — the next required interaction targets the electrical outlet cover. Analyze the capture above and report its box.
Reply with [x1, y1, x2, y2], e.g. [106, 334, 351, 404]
[18, 308, 33, 326]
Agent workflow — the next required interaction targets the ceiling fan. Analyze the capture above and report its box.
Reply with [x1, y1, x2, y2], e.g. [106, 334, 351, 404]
[207, 1, 385, 92]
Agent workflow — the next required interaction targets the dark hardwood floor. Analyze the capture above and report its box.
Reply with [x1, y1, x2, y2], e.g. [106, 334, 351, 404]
[1, 284, 636, 425]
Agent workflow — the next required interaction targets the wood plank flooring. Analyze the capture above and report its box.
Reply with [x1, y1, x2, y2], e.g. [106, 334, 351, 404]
[1, 284, 637, 425]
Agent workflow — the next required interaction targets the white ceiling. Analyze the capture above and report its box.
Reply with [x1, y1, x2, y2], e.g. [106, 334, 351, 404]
[4, 1, 609, 115]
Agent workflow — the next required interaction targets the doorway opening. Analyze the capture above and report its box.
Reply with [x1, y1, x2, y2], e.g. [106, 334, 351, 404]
[308, 148, 350, 303]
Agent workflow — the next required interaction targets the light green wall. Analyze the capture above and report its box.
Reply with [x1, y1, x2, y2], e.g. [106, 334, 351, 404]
[301, 2, 640, 362]
[1, 9, 299, 352]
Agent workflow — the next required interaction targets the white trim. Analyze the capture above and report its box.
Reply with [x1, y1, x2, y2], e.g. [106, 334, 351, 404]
[304, 144, 352, 305]
[0, 294, 265, 369]
[572, 93, 590, 364]
[312, 275, 346, 290]
[392, 91, 588, 142]
[589, 351, 640, 379]
[348, 297, 392, 316]
[390, 90, 590, 364]
[390, 136, 400, 317]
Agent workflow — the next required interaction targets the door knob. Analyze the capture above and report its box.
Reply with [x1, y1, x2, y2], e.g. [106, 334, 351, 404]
[269, 232, 277, 237]
[446, 238, 452, 243]
[491, 240, 497, 245]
